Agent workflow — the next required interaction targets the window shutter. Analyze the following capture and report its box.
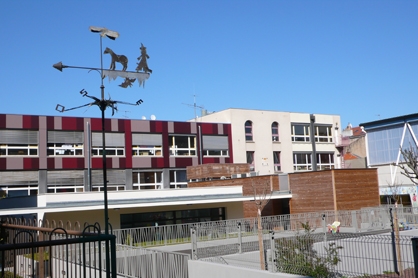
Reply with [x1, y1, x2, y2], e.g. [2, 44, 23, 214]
[0, 130, 38, 144]
[48, 131, 84, 144]
[92, 169, 125, 185]
[0, 171, 38, 186]
[202, 135, 228, 150]
[92, 133, 125, 147]
[47, 170, 84, 186]
[132, 134, 162, 145]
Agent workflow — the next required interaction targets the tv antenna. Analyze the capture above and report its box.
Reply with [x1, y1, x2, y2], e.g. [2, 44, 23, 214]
[182, 94, 204, 121]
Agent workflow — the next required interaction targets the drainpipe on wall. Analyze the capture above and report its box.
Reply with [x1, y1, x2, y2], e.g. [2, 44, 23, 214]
[310, 114, 318, 171]
[198, 125, 203, 165]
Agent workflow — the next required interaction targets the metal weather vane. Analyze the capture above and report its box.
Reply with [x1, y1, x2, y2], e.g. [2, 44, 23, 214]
[102, 42, 152, 88]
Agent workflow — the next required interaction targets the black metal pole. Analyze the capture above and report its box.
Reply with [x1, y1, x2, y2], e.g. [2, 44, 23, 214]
[309, 114, 317, 171]
[389, 208, 400, 275]
[100, 102, 111, 278]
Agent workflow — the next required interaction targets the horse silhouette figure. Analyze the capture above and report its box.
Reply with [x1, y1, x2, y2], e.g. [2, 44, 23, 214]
[104, 47, 128, 71]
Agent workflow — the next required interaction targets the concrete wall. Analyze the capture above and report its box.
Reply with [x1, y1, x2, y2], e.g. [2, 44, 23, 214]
[188, 260, 309, 278]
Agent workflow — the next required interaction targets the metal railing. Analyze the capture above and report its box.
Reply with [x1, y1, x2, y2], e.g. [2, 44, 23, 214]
[0, 221, 117, 278]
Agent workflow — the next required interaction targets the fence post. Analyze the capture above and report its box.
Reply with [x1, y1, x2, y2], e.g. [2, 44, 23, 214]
[351, 211, 357, 233]
[269, 231, 276, 273]
[164, 225, 167, 246]
[411, 237, 418, 278]
[191, 228, 197, 260]
[322, 214, 327, 243]
[237, 222, 242, 254]
[152, 251, 157, 278]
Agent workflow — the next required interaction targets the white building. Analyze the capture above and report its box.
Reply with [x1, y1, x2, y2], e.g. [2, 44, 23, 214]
[196, 108, 342, 175]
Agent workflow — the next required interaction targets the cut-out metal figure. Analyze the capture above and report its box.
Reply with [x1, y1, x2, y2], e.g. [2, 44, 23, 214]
[104, 47, 128, 71]
[136, 43, 152, 73]
[119, 78, 136, 88]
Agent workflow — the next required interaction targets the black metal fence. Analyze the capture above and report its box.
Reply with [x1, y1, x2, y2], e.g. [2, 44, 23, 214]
[0, 221, 117, 278]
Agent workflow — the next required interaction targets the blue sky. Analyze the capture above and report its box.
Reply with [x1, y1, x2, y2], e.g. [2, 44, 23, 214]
[1, 1, 417, 127]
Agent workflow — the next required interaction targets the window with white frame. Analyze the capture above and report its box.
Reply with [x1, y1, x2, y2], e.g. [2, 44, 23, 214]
[170, 170, 187, 189]
[245, 121, 253, 141]
[132, 133, 162, 156]
[47, 131, 83, 156]
[169, 135, 196, 156]
[317, 153, 335, 170]
[291, 124, 310, 142]
[0, 130, 38, 156]
[246, 151, 255, 171]
[133, 171, 162, 190]
[293, 153, 312, 171]
[272, 122, 279, 142]
[315, 125, 333, 143]
[92, 169, 126, 191]
[0, 171, 38, 197]
[202, 135, 229, 157]
[273, 151, 281, 172]
[47, 170, 84, 193]
[92, 132, 125, 156]
[293, 152, 335, 171]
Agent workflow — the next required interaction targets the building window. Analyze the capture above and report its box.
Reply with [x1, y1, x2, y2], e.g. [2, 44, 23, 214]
[92, 169, 126, 191]
[273, 151, 281, 172]
[0, 171, 38, 197]
[133, 171, 163, 190]
[272, 122, 279, 142]
[169, 135, 196, 156]
[92, 132, 125, 156]
[47, 170, 84, 193]
[291, 124, 310, 142]
[121, 207, 226, 228]
[317, 153, 335, 170]
[132, 133, 162, 156]
[202, 135, 229, 157]
[47, 131, 83, 156]
[293, 153, 312, 171]
[170, 170, 187, 189]
[245, 121, 253, 141]
[293, 152, 335, 171]
[247, 151, 255, 171]
[315, 126, 333, 143]
[0, 130, 38, 156]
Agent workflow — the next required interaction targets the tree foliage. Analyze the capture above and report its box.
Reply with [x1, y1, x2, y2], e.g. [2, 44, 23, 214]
[275, 222, 342, 278]
[399, 145, 418, 185]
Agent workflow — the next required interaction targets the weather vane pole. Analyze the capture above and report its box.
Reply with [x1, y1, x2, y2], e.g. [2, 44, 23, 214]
[53, 26, 152, 278]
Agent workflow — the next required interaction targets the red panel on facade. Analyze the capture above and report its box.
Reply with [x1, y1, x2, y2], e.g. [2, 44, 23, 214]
[62, 158, 84, 169]
[118, 119, 125, 132]
[150, 121, 165, 133]
[61, 117, 78, 130]
[46, 116, 55, 130]
[90, 118, 102, 131]
[47, 158, 55, 169]
[0, 114, 5, 129]
[151, 157, 166, 168]
[174, 157, 193, 168]
[0, 158, 6, 170]
[24, 158, 39, 170]
[173, 122, 191, 134]
[91, 157, 113, 169]
[23, 115, 39, 129]
[200, 123, 218, 134]
[124, 120, 132, 169]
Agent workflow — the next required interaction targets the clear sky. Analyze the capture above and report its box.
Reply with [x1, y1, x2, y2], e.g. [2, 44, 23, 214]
[1, 1, 417, 127]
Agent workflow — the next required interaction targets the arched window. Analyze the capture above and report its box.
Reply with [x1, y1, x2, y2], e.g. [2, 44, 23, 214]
[245, 121, 253, 141]
[272, 122, 279, 142]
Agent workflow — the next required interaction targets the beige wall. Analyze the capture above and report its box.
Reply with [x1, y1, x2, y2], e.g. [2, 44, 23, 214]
[198, 109, 341, 175]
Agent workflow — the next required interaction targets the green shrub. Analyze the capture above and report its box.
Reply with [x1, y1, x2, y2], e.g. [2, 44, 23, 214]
[275, 222, 343, 278]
